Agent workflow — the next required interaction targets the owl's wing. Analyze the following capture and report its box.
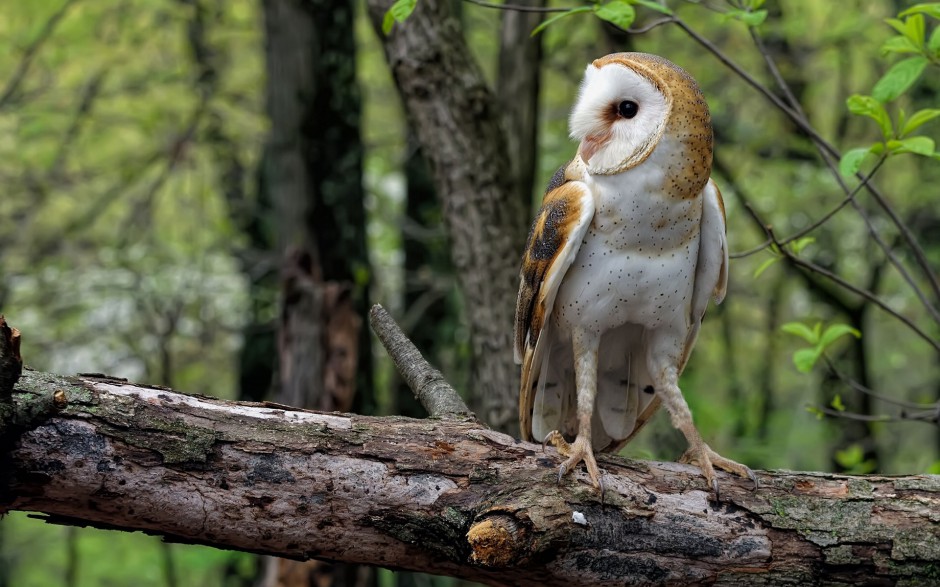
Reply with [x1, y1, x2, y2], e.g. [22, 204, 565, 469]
[515, 161, 595, 442]
[680, 177, 728, 370]
[606, 178, 727, 453]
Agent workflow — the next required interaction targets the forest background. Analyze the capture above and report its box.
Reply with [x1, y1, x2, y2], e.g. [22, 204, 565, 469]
[1, 0, 939, 585]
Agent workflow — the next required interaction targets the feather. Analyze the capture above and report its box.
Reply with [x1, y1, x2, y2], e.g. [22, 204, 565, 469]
[515, 160, 595, 441]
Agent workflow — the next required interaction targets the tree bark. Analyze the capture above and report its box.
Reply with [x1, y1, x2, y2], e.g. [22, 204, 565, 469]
[367, 0, 528, 433]
[3, 369, 939, 586]
[497, 0, 545, 209]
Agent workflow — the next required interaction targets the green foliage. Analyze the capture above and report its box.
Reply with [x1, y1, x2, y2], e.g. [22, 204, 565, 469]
[383, 0, 418, 35]
[834, 444, 878, 474]
[841, 2, 940, 175]
[781, 322, 861, 373]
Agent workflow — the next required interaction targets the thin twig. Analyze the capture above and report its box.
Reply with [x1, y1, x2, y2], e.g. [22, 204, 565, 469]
[823, 357, 936, 411]
[716, 159, 940, 353]
[779, 244, 940, 353]
[369, 304, 474, 418]
[462, 0, 573, 13]
[744, 27, 940, 324]
[0, 0, 78, 110]
[462, 0, 676, 33]
[729, 239, 771, 259]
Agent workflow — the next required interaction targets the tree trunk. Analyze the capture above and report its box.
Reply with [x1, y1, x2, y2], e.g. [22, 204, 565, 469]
[3, 368, 939, 586]
[367, 0, 528, 433]
[497, 0, 544, 209]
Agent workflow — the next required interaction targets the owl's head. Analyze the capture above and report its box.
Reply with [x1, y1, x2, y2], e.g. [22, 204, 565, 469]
[569, 53, 712, 177]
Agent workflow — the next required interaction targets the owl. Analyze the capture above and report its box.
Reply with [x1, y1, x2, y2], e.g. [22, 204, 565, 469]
[514, 53, 754, 496]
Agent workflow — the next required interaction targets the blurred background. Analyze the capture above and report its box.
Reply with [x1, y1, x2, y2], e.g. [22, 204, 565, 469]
[1, 0, 938, 585]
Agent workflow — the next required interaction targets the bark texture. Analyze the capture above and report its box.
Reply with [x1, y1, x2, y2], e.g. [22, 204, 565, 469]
[367, 0, 528, 433]
[4, 371, 940, 586]
[497, 0, 545, 208]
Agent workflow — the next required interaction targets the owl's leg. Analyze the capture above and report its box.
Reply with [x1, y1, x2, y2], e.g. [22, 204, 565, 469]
[647, 333, 755, 498]
[543, 327, 603, 491]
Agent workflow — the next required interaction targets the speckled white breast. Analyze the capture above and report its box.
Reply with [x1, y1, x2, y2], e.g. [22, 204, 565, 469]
[554, 143, 702, 335]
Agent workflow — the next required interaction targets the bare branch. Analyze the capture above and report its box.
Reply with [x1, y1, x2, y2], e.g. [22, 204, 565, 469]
[369, 304, 473, 418]
[0, 0, 79, 110]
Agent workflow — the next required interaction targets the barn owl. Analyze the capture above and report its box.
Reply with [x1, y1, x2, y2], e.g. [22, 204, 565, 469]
[514, 53, 754, 496]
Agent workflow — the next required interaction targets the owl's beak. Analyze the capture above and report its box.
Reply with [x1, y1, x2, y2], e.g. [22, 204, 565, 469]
[579, 133, 607, 164]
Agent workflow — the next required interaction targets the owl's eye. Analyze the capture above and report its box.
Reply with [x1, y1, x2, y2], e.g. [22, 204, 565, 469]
[618, 100, 639, 119]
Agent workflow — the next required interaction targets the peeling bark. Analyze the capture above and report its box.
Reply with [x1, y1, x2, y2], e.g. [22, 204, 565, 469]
[3, 370, 939, 586]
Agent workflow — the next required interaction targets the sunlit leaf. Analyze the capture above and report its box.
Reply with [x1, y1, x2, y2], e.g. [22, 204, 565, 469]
[793, 348, 821, 373]
[839, 147, 871, 177]
[781, 322, 819, 344]
[753, 256, 779, 278]
[881, 35, 921, 55]
[830, 394, 846, 412]
[382, 0, 417, 34]
[806, 406, 825, 420]
[929, 25, 940, 52]
[725, 8, 767, 27]
[894, 135, 936, 155]
[789, 236, 815, 255]
[630, 0, 673, 16]
[818, 323, 861, 351]
[872, 56, 929, 102]
[594, 1, 636, 30]
[901, 108, 940, 136]
[846, 94, 892, 137]
[531, 6, 592, 36]
[905, 13, 926, 46]
[899, 3, 940, 19]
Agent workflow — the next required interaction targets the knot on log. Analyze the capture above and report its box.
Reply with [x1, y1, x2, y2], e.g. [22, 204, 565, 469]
[467, 513, 529, 567]
[0, 316, 23, 396]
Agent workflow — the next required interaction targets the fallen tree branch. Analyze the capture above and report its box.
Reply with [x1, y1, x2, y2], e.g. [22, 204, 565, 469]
[2, 369, 939, 585]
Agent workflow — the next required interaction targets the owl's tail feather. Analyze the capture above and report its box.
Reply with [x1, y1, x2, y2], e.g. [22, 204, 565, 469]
[529, 323, 656, 453]
[595, 324, 657, 452]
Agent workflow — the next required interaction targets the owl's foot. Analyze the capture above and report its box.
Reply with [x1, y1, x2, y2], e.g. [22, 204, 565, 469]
[679, 442, 758, 499]
[542, 430, 604, 493]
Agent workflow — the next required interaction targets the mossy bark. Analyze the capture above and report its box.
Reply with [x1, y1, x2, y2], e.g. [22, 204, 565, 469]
[2, 370, 939, 586]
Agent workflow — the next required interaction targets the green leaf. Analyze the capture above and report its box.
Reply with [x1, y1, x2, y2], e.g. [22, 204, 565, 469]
[725, 8, 767, 27]
[789, 236, 815, 255]
[830, 394, 846, 412]
[630, 0, 673, 15]
[928, 460, 940, 475]
[885, 18, 908, 36]
[382, 0, 417, 34]
[530, 6, 592, 36]
[899, 3, 940, 19]
[594, 0, 636, 30]
[834, 444, 864, 468]
[839, 147, 871, 177]
[902, 108, 940, 136]
[793, 347, 821, 373]
[818, 323, 861, 351]
[846, 94, 892, 137]
[781, 322, 819, 344]
[929, 25, 940, 52]
[881, 35, 921, 55]
[753, 256, 778, 278]
[806, 405, 825, 420]
[906, 13, 926, 46]
[894, 136, 936, 155]
[871, 56, 929, 102]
